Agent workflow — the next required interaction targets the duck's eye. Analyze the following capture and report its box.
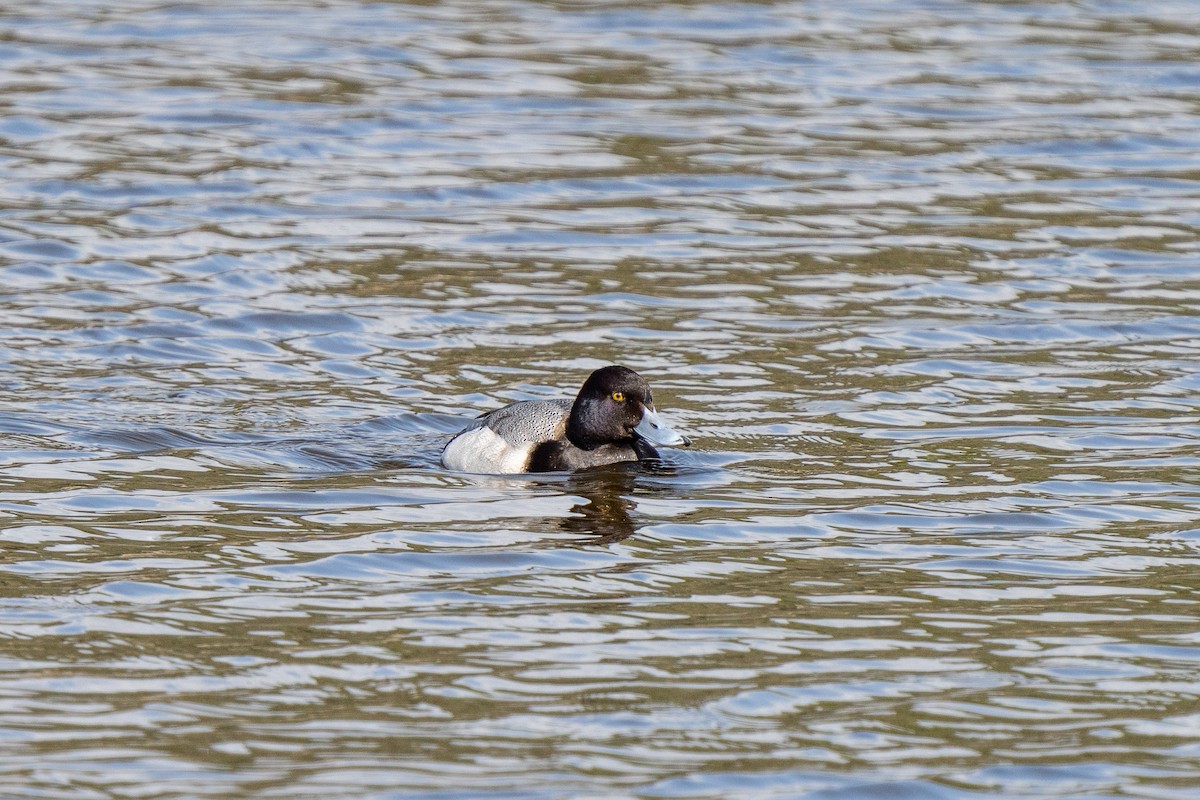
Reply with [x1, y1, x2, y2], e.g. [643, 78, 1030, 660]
[611, 391, 624, 402]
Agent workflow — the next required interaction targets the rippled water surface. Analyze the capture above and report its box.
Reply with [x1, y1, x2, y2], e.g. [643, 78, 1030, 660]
[3, 1, 1200, 797]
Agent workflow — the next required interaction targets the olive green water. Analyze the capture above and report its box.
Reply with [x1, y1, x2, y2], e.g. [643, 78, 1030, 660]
[2, 1, 1200, 798]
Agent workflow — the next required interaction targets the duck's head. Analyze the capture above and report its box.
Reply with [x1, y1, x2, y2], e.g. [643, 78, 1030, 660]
[566, 365, 691, 454]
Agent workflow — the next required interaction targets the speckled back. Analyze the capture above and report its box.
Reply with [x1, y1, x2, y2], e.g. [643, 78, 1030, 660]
[478, 398, 572, 445]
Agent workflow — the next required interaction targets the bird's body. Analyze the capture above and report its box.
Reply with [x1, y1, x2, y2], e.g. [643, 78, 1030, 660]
[441, 366, 689, 474]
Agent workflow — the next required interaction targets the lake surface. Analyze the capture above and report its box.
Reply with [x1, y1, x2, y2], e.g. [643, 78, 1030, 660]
[2, 1, 1200, 797]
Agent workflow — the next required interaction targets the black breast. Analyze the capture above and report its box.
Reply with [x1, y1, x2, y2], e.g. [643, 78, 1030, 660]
[527, 439, 643, 472]
[528, 440, 573, 472]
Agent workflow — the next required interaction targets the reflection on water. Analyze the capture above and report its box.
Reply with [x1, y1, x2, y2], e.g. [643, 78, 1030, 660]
[2, 0, 1200, 798]
[561, 466, 642, 544]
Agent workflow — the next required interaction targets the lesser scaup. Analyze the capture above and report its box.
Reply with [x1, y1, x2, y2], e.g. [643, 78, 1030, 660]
[441, 365, 691, 474]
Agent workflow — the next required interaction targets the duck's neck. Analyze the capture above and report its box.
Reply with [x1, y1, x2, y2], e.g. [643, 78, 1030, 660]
[566, 398, 613, 451]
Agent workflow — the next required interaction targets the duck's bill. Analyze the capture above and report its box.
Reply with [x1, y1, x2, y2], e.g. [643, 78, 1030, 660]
[634, 406, 691, 448]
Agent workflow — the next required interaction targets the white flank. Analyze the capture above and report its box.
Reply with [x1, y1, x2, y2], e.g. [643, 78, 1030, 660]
[441, 426, 530, 474]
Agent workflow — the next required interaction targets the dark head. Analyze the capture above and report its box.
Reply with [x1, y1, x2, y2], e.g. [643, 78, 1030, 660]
[566, 365, 690, 454]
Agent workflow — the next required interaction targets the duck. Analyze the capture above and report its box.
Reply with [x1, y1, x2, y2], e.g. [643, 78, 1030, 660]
[441, 365, 691, 474]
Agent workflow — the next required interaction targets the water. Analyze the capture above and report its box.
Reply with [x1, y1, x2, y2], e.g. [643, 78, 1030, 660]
[2, 0, 1200, 797]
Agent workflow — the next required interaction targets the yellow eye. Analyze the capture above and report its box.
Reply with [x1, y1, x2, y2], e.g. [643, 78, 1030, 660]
[611, 391, 624, 402]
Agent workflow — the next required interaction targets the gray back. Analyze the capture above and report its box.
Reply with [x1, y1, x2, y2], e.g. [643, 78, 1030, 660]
[477, 398, 572, 446]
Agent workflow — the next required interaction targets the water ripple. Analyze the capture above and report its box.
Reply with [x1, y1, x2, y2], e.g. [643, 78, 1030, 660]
[1, 0, 1200, 798]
